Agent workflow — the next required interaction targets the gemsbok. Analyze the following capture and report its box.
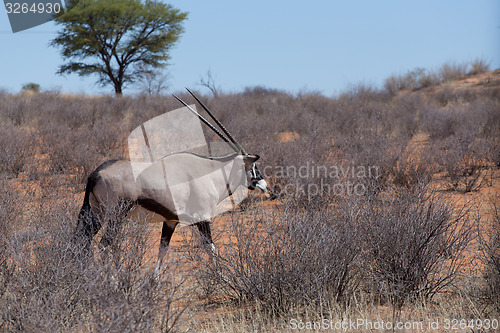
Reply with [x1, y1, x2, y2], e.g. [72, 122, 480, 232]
[75, 89, 271, 273]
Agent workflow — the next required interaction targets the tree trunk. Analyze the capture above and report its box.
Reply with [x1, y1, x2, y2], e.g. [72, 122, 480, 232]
[114, 84, 123, 96]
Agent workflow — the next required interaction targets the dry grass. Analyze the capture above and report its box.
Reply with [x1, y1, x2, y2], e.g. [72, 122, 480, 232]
[0, 68, 499, 331]
[384, 59, 491, 94]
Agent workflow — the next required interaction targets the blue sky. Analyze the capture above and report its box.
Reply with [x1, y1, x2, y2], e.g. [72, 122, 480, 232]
[1, 0, 499, 95]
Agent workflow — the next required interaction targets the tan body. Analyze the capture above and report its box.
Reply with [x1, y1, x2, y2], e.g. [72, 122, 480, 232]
[75, 153, 260, 274]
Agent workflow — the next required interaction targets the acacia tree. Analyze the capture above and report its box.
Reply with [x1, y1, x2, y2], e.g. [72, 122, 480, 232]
[51, 0, 187, 95]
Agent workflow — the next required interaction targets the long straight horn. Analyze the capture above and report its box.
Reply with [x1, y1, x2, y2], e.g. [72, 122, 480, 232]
[172, 94, 239, 153]
[186, 88, 247, 155]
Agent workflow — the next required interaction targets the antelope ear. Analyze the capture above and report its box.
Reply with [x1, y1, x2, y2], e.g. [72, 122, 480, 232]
[244, 154, 260, 164]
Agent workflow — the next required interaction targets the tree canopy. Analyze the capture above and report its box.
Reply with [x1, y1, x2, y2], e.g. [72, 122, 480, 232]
[51, 0, 187, 95]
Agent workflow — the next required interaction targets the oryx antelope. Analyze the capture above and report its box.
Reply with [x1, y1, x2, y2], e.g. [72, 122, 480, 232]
[75, 90, 270, 273]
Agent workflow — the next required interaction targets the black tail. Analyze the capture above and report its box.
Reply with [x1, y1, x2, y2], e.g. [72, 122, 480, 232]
[74, 160, 120, 253]
[77, 176, 93, 222]
[74, 173, 102, 252]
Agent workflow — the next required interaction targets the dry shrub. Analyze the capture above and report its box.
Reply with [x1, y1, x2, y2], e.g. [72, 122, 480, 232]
[439, 62, 468, 83]
[0, 205, 185, 332]
[435, 135, 489, 192]
[0, 94, 31, 126]
[359, 186, 475, 309]
[420, 105, 457, 140]
[422, 98, 499, 141]
[336, 132, 401, 195]
[384, 68, 440, 94]
[0, 125, 33, 177]
[188, 184, 475, 318]
[384, 60, 489, 94]
[0, 177, 20, 266]
[488, 139, 500, 168]
[189, 203, 362, 315]
[390, 143, 435, 189]
[421, 98, 497, 192]
[468, 58, 491, 75]
[0, 67, 498, 328]
[44, 127, 95, 174]
[478, 199, 500, 314]
[433, 87, 479, 106]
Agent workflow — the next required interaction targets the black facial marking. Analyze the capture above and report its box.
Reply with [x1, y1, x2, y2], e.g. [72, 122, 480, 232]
[247, 163, 264, 190]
